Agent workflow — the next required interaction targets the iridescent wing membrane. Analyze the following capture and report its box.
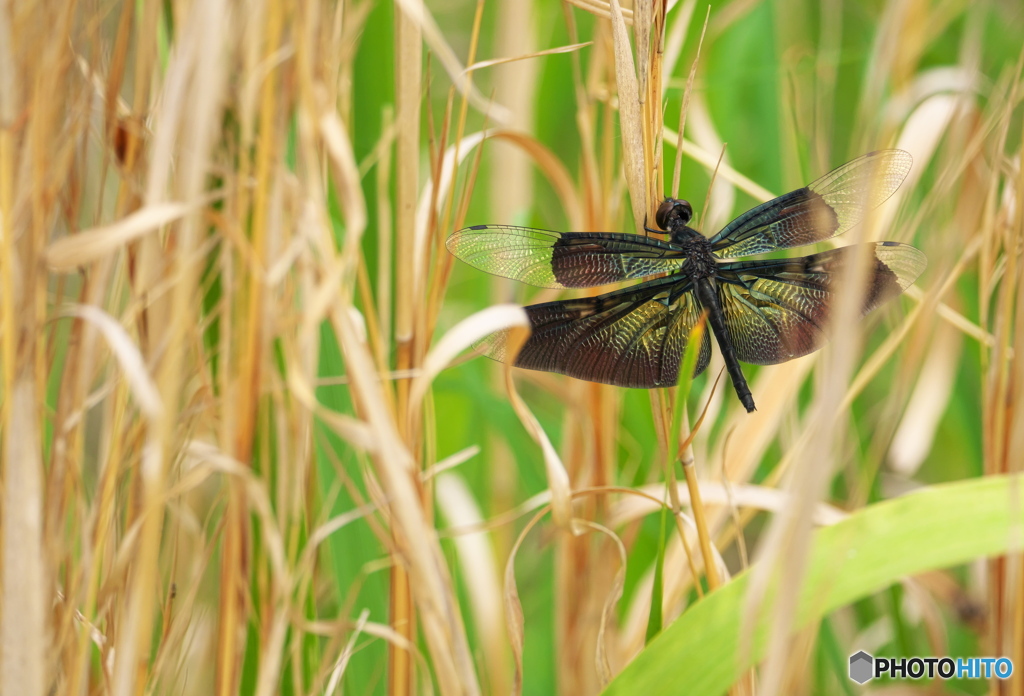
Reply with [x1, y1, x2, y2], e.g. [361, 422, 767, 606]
[446, 225, 686, 289]
[447, 150, 926, 408]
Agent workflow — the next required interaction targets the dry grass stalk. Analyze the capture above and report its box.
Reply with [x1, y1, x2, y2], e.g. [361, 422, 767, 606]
[980, 53, 1024, 694]
[392, 0, 423, 691]
[3, 380, 47, 695]
[608, 0, 649, 232]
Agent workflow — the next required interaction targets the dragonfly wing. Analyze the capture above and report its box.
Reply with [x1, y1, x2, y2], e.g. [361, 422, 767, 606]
[447, 225, 687, 288]
[478, 279, 711, 387]
[715, 242, 926, 364]
[709, 150, 913, 258]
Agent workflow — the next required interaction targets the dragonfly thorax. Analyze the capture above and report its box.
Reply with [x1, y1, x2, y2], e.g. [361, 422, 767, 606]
[679, 234, 717, 279]
[657, 197, 717, 278]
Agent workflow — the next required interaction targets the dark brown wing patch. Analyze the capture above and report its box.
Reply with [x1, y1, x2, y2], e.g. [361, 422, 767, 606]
[477, 282, 711, 387]
[714, 242, 926, 365]
[709, 150, 912, 257]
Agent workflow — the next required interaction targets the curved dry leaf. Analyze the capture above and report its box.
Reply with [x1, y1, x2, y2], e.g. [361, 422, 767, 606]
[462, 42, 593, 77]
[487, 130, 584, 229]
[409, 304, 528, 418]
[502, 337, 574, 531]
[183, 441, 290, 587]
[895, 92, 965, 181]
[419, 129, 584, 296]
[302, 504, 378, 575]
[503, 506, 551, 696]
[904, 66, 980, 112]
[357, 621, 437, 696]
[564, 0, 634, 23]
[422, 445, 481, 482]
[321, 111, 368, 264]
[579, 520, 627, 687]
[47, 202, 191, 272]
[62, 305, 163, 418]
[285, 365, 376, 452]
[872, 93, 970, 235]
[608, 481, 848, 529]
[886, 66, 979, 147]
[324, 609, 371, 696]
[440, 489, 551, 539]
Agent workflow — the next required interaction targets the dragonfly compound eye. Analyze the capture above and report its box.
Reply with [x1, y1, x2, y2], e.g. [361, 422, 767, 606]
[676, 200, 693, 226]
[655, 199, 676, 230]
[655, 198, 693, 230]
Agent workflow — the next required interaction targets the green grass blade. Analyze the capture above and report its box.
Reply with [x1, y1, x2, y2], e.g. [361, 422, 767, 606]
[645, 505, 669, 644]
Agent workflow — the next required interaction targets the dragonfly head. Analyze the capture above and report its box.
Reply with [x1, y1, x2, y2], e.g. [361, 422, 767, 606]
[657, 198, 703, 245]
[655, 198, 693, 233]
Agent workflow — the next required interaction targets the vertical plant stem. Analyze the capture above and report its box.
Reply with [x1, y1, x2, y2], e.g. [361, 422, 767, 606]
[1, 13, 48, 684]
[681, 459, 721, 590]
[393, 1, 423, 692]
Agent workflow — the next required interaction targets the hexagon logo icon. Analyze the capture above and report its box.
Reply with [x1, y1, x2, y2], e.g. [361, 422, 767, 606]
[849, 651, 874, 684]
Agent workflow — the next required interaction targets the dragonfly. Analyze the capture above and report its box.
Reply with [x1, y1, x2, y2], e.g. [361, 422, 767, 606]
[446, 150, 927, 412]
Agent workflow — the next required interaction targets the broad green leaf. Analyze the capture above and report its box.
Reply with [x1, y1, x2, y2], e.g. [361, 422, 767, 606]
[604, 474, 1024, 695]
